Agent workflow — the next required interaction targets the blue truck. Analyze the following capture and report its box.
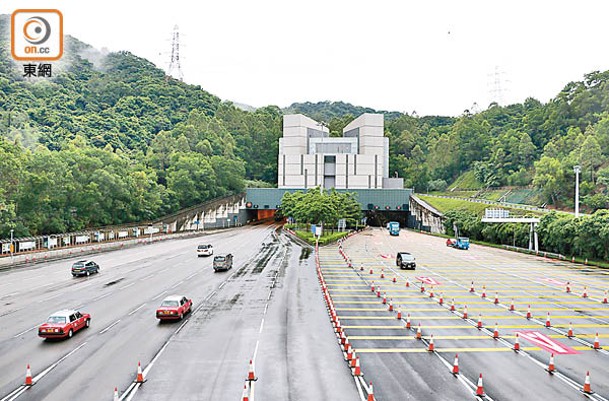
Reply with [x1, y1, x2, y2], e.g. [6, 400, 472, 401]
[388, 221, 400, 236]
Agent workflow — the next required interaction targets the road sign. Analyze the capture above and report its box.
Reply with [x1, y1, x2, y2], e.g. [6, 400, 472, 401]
[144, 226, 159, 235]
[414, 276, 441, 286]
[516, 331, 579, 354]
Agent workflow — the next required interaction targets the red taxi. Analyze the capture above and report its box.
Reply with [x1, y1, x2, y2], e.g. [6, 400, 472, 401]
[156, 295, 192, 321]
[38, 310, 91, 339]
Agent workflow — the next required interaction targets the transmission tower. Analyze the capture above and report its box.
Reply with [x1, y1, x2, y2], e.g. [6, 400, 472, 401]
[488, 66, 506, 106]
[167, 25, 184, 81]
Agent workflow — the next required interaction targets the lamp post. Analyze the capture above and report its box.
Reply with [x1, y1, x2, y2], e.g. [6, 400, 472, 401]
[573, 165, 581, 217]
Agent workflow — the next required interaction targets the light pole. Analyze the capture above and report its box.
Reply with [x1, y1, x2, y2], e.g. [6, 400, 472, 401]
[574, 165, 581, 217]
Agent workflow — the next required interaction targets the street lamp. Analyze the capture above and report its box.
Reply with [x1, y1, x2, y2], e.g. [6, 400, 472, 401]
[573, 165, 581, 217]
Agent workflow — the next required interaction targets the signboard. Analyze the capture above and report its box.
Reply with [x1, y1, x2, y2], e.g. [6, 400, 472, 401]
[75, 235, 89, 244]
[415, 276, 441, 286]
[315, 225, 322, 237]
[144, 227, 159, 235]
[47, 237, 57, 248]
[2, 243, 10, 253]
[539, 278, 567, 286]
[20, 241, 36, 250]
[516, 331, 579, 354]
[118, 231, 128, 239]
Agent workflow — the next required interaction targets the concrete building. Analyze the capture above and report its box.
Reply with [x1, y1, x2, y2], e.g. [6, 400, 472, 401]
[278, 113, 403, 190]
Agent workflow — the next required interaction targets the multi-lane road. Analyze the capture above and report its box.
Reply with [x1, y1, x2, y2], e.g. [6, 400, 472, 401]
[0, 225, 357, 401]
[2, 224, 609, 400]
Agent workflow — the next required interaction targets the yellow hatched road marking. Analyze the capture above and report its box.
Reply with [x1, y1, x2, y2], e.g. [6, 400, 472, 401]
[339, 315, 609, 320]
[355, 346, 598, 353]
[348, 334, 609, 340]
[335, 306, 609, 312]
[343, 324, 609, 329]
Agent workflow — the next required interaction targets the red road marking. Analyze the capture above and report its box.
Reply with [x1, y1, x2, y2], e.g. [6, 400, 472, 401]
[415, 276, 441, 286]
[516, 331, 579, 354]
[539, 278, 567, 286]
[379, 254, 394, 259]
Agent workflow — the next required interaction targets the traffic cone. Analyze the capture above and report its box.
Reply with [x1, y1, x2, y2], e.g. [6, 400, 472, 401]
[429, 286, 434, 298]
[494, 292, 499, 304]
[481, 286, 486, 298]
[377, 288, 381, 298]
[493, 323, 499, 339]
[242, 384, 249, 401]
[452, 354, 459, 375]
[477, 314, 483, 329]
[450, 298, 455, 311]
[416, 323, 422, 339]
[393, 275, 397, 283]
[546, 312, 551, 328]
[566, 282, 571, 293]
[603, 290, 608, 304]
[405, 277, 410, 287]
[380, 269, 385, 279]
[571, 256, 575, 263]
[25, 364, 33, 386]
[113, 387, 119, 401]
[438, 293, 444, 305]
[382, 293, 387, 305]
[406, 313, 411, 330]
[371, 281, 375, 292]
[509, 299, 515, 311]
[360, 263, 364, 271]
[346, 345, 353, 361]
[397, 307, 402, 320]
[428, 334, 435, 351]
[351, 350, 357, 367]
[526, 305, 531, 319]
[582, 371, 593, 394]
[247, 359, 257, 381]
[470, 281, 475, 292]
[135, 361, 145, 383]
[344, 337, 351, 352]
[463, 305, 468, 319]
[582, 286, 588, 298]
[547, 353, 555, 373]
[353, 357, 361, 376]
[593, 333, 600, 349]
[475, 374, 485, 396]
[367, 382, 375, 401]
[369, 268, 373, 275]
[421, 285, 426, 293]
[340, 331, 347, 345]
[514, 333, 520, 351]
[567, 322, 573, 337]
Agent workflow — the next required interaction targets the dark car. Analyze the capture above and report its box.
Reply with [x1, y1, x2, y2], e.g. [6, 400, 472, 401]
[71, 260, 100, 277]
[213, 254, 233, 272]
[396, 252, 416, 270]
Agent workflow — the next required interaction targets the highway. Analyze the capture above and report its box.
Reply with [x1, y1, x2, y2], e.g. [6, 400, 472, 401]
[0, 225, 358, 401]
[322, 228, 609, 400]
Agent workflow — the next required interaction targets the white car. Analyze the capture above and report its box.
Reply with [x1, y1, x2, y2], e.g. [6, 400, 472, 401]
[197, 244, 213, 257]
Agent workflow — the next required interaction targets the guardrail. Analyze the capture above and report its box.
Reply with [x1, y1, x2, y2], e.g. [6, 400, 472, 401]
[419, 193, 554, 214]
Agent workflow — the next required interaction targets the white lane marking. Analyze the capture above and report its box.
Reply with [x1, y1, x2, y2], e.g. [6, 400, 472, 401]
[175, 319, 188, 335]
[258, 318, 264, 334]
[140, 274, 154, 281]
[1, 386, 26, 401]
[218, 282, 226, 289]
[99, 320, 121, 334]
[38, 293, 63, 303]
[185, 272, 198, 280]
[1, 292, 19, 298]
[128, 303, 147, 316]
[152, 290, 167, 301]
[13, 325, 39, 338]
[123, 383, 140, 401]
[252, 340, 260, 361]
[23, 276, 41, 281]
[353, 376, 366, 401]
[93, 292, 112, 302]
[119, 282, 135, 290]
[158, 268, 168, 274]
[170, 280, 184, 289]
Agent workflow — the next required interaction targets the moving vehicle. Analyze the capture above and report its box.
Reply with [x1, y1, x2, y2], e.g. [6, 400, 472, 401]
[213, 254, 233, 272]
[38, 310, 91, 339]
[396, 252, 416, 269]
[197, 244, 214, 257]
[388, 221, 400, 236]
[447, 237, 470, 250]
[156, 295, 192, 321]
[71, 260, 100, 277]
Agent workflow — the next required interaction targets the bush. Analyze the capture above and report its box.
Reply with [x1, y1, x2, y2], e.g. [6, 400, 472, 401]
[293, 230, 349, 245]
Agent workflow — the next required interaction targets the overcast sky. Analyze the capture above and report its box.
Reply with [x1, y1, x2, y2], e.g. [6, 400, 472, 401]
[3, 1, 609, 116]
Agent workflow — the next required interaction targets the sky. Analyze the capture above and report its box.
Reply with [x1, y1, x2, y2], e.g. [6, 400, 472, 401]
[2, 0, 609, 116]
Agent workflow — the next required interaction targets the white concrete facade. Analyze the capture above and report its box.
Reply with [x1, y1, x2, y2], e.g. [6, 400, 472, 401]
[278, 113, 400, 189]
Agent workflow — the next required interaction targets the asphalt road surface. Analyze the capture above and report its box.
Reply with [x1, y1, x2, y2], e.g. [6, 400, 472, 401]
[0, 225, 358, 401]
[322, 228, 609, 401]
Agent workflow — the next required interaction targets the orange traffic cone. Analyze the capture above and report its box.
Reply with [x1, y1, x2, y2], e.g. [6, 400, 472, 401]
[593, 333, 600, 349]
[463, 305, 468, 319]
[405, 277, 410, 287]
[397, 307, 402, 320]
[406, 313, 411, 330]
[509, 299, 515, 311]
[547, 353, 555, 373]
[380, 269, 385, 279]
[428, 334, 435, 351]
[247, 359, 257, 381]
[493, 323, 499, 339]
[481, 286, 486, 298]
[438, 293, 444, 305]
[371, 281, 375, 292]
[377, 287, 381, 298]
[429, 286, 434, 298]
[452, 354, 459, 375]
[242, 384, 249, 401]
[514, 333, 520, 351]
[353, 357, 362, 376]
[477, 314, 483, 329]
[346, 345, 353, 362]
[546, 312, 551, 328]
[526, 305, 531, 319]
[450, 298, 455, 311]
[367, 382, 375, 401]
[350, 350, 357, 367]
[582, 371, 593, 394]
[369, 268, 373, 275]
[25, 364, 33, 386]
[360, 263, 364, 271]
[392, 275, 397, 283]
[382, 293, 387, 305]
[416, 323, 422, 339]
[344, 337, 351, 352]
[567, 322, 573, 337]
[582, 286, 588, 298]
[421, 285, 426, 293]
[475, 374, 485, 396]
[113, 387, 119, 401]
[470, 281, 475, 292]
[388, 299, 394, 312]
[135, 361, 145, 383]
[494, 292, 499, 304]
[603, 290, 608, 304]
[566, 282, 571, 293]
